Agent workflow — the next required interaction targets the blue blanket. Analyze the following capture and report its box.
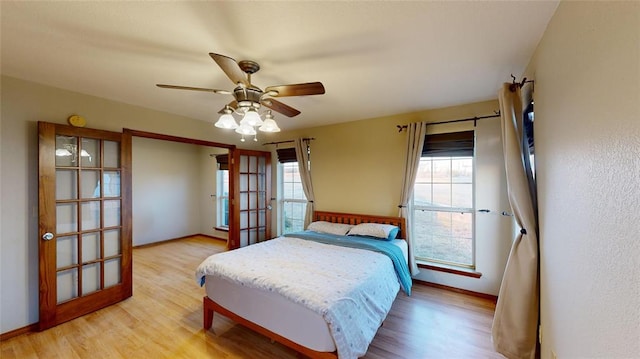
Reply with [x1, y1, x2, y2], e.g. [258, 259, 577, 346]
[284, 231, 412, 296]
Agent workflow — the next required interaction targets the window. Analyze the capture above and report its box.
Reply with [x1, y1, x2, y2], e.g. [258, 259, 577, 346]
[412, 131, 475, 268]
[281, 162, 306, 234]
[216, 154, 230, 229]
[524, 100, 535, 178]
[217, 169, 230, 228]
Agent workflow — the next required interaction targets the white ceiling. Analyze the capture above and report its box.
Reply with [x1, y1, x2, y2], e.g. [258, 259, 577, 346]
[1, 1, 558, 131]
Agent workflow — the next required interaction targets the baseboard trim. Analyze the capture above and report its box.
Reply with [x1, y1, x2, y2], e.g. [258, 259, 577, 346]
[1, 323, 38, 341]
[413, 278, 498, 302]
[197, 233, 227, 243]
[133, 233, 226, 248]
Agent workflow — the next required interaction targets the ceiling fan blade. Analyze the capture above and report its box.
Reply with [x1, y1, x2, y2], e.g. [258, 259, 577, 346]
[217, 101, 238, 114]
[209, 53, 249, 87]
[264, 82, 325, 97]
[261, 98, 301, 117]
[156, 84, 231, 95]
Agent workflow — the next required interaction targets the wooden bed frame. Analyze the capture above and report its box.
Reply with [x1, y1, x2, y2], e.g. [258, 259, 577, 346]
[202, 210, 407, 359]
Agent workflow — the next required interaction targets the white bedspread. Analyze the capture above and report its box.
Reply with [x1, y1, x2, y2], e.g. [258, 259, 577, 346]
[196, 236, 400, 359]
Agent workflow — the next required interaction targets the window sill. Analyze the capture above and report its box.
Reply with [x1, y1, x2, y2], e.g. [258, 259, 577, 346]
[214, 227, 229, 232]
[417, 261, 482, 278]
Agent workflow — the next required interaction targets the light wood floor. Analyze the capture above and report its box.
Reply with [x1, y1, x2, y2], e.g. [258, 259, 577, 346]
[1, 236, 504, 358]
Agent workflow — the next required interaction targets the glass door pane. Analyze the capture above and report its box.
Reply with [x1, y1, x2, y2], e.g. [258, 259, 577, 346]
[56, 170, 78, 200]
[80, 170, 101, 198]
[56, 235, 78, 268]
[57, 269, 78, 303]
[55, 136, 77, 167]
[104, 258, 121, 288]
[80, 138, 100, 168]
[103, 141, 120, 168]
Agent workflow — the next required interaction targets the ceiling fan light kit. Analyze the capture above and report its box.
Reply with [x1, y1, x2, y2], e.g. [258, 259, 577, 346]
[157, 52, 325, 142]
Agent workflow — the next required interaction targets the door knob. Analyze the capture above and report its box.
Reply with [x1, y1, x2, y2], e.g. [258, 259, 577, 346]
[42, 232, 54, 241]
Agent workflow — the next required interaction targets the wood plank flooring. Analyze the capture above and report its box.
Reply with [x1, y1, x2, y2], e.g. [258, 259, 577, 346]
[1, 236, 504, 358]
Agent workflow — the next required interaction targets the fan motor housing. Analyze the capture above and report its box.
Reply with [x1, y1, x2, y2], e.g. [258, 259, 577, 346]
[234, 87, 262, 102]
[234, 86, 262, 110]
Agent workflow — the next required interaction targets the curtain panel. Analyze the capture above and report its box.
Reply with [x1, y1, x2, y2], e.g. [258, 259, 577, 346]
[492, 83, 540, 359]
[398, 122, 427, 276]
[294, 138, 315, 229]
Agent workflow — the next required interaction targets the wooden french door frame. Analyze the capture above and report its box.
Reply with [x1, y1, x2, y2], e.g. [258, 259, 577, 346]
[229, 149, 272, 250]
[38, 122, 133, 330]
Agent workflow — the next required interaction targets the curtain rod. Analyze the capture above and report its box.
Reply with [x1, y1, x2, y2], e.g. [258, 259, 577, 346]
[397, 112, 500, 132]
[509, 74, 534, 92]
[263, 137, 315, 146]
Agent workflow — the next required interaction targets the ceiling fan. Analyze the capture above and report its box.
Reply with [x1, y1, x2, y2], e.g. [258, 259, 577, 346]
[157, 53, 325, 138]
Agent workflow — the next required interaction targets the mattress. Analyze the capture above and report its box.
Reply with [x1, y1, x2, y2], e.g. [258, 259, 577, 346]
[204, 238, 408, 353]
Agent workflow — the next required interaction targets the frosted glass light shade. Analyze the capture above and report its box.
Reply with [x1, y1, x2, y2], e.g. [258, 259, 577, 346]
[214, 113, 238, 129]
[235, 123, 256, 135]
[241, 109, 263, 126]
[259, 118, 280, 132]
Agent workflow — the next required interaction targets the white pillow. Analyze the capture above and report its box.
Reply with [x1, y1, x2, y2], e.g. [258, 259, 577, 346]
[347, 223, 399, 240]
[306, 221, 354, 236]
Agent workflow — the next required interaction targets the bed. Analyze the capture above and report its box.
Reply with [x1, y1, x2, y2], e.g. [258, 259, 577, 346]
[195, 211, 411, 359]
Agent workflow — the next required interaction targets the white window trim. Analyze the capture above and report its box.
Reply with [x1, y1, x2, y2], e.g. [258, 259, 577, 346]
[216, 169, 229, 229]
[279, 162, 307, 234]
[412, 156, 477, 269]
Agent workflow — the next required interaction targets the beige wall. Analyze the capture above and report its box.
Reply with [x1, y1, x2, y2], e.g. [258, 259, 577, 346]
[525, 2, 640, 358]
[271, 100, 500, 216]
[132, 137, 201, 246]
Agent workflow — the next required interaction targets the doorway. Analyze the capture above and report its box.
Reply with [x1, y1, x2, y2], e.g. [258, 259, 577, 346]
[125, 129, 236, 247]
[125, 129, 273, 249]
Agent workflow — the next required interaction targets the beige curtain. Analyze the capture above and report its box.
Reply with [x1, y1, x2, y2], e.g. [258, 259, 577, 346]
[294, 138, 315, 228]
[492, 83, 539, 359]
[398, 122, 427, 276]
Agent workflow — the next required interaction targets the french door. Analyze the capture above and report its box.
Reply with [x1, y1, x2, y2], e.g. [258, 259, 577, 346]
[38, 122, 132, 330]
[229, 149, 271, 249]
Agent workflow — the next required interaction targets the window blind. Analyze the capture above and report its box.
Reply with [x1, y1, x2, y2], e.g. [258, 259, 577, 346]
[276, 148, 297, 163]
[422, 130, 475, 157]
[215, 154, 229, 170]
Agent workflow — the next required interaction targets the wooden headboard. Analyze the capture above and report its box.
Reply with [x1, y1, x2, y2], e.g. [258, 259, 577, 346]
[313, 211, 407, 240]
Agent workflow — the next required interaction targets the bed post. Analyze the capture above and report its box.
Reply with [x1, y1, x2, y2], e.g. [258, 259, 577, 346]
[203, 296, 214, 329]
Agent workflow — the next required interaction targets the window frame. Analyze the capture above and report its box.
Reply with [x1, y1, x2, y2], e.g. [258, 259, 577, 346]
[412, 154, 476, 270]
[279, 161, 307, 234]
[216, 168, 230, 229]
